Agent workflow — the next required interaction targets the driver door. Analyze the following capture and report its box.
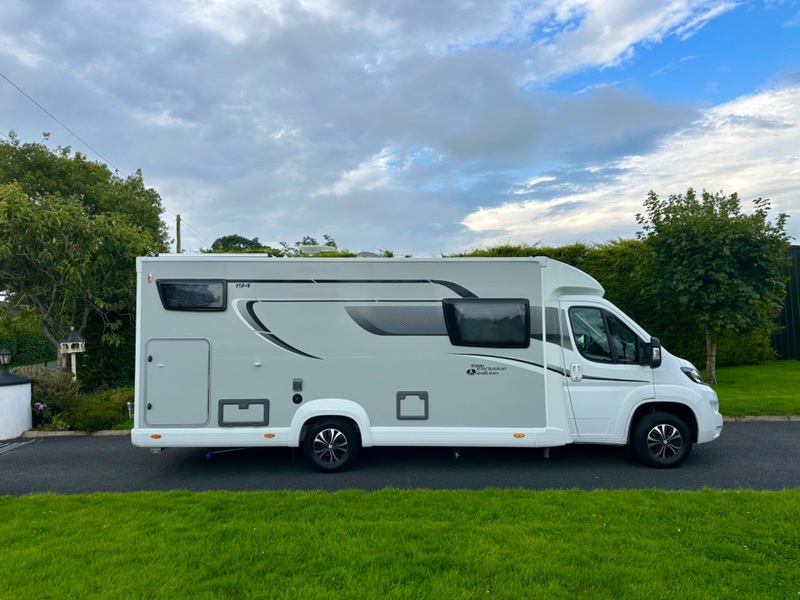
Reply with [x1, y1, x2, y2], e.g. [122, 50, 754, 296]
[561, 305, 654, 440]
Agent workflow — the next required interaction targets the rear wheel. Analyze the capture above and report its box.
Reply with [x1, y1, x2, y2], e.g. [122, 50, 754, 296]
[632, 412, 692, 468]
[303, 419, 360, 472]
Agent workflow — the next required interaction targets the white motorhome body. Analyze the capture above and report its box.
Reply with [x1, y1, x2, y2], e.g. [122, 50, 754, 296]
[133, 255, 723, 470]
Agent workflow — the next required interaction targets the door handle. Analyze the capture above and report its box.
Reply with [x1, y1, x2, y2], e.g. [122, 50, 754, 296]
[569, 363, 583, 382]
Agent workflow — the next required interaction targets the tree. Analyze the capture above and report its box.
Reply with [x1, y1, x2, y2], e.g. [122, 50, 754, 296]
[0, 133, 169, 380]
[0, 183, 159, 359]
[279, 235, 340, 256]
[205, 233, 365, 257]
[0, 132, 168, 245]
[0, 306, 54, 366]
[636, 189, 790, 383]
[209, 234, 269, 253]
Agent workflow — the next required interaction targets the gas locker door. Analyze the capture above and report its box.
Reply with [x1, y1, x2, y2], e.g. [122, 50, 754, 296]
[144, 339, 210, 426]
[560, 304, 654, 440]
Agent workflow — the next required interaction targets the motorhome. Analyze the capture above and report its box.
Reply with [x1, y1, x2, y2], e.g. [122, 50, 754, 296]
[132, 255, 723, 471]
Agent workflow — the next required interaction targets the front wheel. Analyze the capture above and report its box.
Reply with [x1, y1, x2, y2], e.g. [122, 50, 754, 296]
[303, 419, 361, 473]
[632, 412, 692, 468]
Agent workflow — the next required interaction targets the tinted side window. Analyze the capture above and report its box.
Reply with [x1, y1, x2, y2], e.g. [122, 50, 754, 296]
[606, 313, 638, 364]
[157, 280, 226, 311]
[443, 299, 530, 348]
[569, 307, 613, 363]
[569, 307, 641, 364]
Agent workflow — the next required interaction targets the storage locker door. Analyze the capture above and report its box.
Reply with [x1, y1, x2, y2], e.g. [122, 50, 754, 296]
[144, 338, 210, 426]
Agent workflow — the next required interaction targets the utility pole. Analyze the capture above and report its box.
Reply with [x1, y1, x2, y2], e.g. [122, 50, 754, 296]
[176, 214, 181, 253]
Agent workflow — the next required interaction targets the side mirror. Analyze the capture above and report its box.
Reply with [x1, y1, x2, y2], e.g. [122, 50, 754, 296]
[639, 337, 662, 369]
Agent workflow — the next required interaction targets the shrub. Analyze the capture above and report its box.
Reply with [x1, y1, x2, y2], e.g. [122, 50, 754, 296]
[448, 240, 778, 367]
[0, 331, 55, 365]
[75, 311, 136, 391]
[0, 309, 56, 366]
[70, 387, 133, 432]
[9, 367, 132, 431]
[0, 330, 56, 365]
[12, 366, 80, 417]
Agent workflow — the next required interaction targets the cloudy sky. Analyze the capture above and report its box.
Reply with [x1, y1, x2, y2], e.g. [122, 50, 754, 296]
[1, 0, 798, 255]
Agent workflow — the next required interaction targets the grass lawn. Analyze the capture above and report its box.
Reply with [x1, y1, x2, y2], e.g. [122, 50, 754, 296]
[4, 363, 798, 598]
[713, 360, 800, 417]
[1, 489, 798, 599]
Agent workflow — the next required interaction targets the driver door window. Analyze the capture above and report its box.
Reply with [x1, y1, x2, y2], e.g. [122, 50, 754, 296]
[569, 307, 613, 363]
[607, 313, 638, 364]
[569, 307, 638, 364]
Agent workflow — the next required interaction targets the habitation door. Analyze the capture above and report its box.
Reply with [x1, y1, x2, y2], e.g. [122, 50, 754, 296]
[144, 338, 210, 426]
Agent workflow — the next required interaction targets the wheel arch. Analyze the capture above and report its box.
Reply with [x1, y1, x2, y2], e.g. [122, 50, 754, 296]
[627, 402, 699, 444]
[289, 399, 372, 448]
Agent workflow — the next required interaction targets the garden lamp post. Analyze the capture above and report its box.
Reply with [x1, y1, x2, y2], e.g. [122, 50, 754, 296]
[59, 328, 86, 380]
[0, 346, 24, 387]
[0, 347, 11, 377]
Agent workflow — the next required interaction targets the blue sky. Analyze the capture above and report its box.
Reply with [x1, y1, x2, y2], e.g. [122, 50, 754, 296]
[1, 0, 798, 255]
[556, 3, 798, 104]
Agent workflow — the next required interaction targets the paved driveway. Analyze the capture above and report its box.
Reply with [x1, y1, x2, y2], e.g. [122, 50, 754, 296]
[1, 422, 798, 495]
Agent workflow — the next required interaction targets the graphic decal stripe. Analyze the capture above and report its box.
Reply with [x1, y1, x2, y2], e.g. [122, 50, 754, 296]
[345, 305, 448, 336]
[226, 279, 477, 298]
[450, 353, 566, 376]
[580, 375, 650, 383]
[450, 353, 648, 382]
[244, 301, 322, 360]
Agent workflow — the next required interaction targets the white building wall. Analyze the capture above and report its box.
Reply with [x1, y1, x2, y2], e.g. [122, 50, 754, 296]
[0, 382, 32, 440]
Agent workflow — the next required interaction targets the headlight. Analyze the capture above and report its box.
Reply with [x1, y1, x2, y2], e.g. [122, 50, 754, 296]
[681, 366, 706, 385]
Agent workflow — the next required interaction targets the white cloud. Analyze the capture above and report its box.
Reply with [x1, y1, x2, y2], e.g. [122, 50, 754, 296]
[461, 83, 800, 249]
[1, 0, 796, 258]
[523, 0, 736, 85]
[315, 147, 401, 196]
[130, 106, 196, 130]
[0, 33, 45, 68]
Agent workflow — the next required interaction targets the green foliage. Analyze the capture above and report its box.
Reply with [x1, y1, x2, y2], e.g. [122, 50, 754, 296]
[203, 233, 366, 257]
[10, 365, 131, 430]
[447, 238, 778, 368]
[637, 189, 790, 335]
[1, 490, 799, 598]
[74, 311, 136, 390]
[12, 365, 80, 416]
[449, 242, 543, 257]
[637, 189, 790, 381]
[204, 233, 390, 258]
[0, 132, 169, 245]
[0, 308, 55, 365]
[0, 183, 157, 351]
[0, 331, 55, 365]
[0, 134, 169, 369]
[279, 234, 354, 256]
[448, 242, 592, 263]
[70, 387, 133, 432]
[205, 234, 285, 255]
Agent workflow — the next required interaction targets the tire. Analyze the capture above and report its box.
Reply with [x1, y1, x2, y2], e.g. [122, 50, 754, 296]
[632, 412, 692, 468]
[303, 419, 361, 473]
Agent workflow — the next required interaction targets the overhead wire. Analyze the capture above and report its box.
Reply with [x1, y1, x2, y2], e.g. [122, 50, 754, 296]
[1, 71, 122, 173]
[0, 70, 214, 248]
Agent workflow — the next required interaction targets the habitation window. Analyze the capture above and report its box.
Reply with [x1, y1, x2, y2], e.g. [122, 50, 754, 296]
[442, 299, 530, 348]
[157, 280, 226, 311]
